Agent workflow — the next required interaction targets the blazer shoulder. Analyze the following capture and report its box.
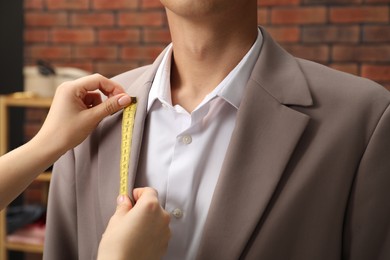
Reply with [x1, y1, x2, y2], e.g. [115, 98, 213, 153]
[111, 65, 152, 90]
[296, 58, 390, 106]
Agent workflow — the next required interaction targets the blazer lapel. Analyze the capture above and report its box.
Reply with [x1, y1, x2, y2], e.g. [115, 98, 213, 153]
[96, 50, 166, 228]
[196, 28, 313, 259]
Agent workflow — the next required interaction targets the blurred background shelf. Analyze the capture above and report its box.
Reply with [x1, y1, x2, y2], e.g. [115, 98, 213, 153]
[0, 94, 52, 260]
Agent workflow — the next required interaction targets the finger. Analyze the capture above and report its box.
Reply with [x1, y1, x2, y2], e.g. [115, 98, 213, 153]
[115, 195, 133, 216]
[133, 187, 159, 202]
[84, 92, 103, 108]
[73, 74, 125, 97]
[89, 94, 131, 120]
[98, 76, 126, 97]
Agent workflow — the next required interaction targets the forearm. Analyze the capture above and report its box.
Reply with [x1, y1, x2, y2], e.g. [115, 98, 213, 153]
[0, 74, 129, 210]
[0, 135, 64, 210]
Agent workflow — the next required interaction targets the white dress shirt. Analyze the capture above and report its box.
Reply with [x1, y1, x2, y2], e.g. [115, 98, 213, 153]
[136, 29, 263, 260]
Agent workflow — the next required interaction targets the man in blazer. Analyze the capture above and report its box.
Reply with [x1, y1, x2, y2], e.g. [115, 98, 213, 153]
[44, 1, 390, 259]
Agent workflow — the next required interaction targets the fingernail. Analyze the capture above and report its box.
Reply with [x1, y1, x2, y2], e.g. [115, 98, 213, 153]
[117, 195, 125, 204]
[118, 95, 131, 106]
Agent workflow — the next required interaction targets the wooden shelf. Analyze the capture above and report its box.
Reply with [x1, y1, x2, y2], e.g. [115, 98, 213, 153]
[35, 172, 52, 182]
[5, 241, 43, 254]
[0, 94, 53, 260]
[0, 92, 52, 108]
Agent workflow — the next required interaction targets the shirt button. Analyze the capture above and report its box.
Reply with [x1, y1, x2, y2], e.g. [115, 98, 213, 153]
[172, 208, 183, 219]
[181, 135, 192, 144]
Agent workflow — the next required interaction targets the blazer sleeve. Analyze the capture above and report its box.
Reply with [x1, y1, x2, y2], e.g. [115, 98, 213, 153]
[343, 104, 390, 260]
[43, 149, 78, 260]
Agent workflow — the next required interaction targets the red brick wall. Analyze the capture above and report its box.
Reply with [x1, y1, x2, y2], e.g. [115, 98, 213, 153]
[24, 0, 390, 89]
[24, 0, 169, 77]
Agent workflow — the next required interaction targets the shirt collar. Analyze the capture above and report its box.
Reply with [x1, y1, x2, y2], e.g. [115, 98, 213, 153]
[147, 28, 263, 112]
[147, 43, 173, 111]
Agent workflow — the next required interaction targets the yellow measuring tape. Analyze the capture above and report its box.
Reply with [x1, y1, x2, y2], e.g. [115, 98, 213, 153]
[119, 97, 137, 196]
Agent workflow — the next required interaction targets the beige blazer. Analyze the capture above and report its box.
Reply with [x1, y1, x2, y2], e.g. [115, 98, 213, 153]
[43, 28, 390, 260]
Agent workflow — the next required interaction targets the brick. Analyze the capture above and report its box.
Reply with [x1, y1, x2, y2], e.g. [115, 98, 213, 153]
[24, 29, 49, 43]
[71, 13, 115, 26]
[139, 59, 158, 67]
[122, 46, 164, 60]
[271, 7, 327, 25]
[93, 0, 138, 10]
[143, 28, 171, 44]
[330, 6, 389, 23]
[74, 46, 118, 60]
[95, 61, 140, 77]
[302, 25, 360, 43]
[332, 45, 390, 62]
[55, 62, 94, 73]
[258, 0, 300, 6]
[364, 0, 390, 3]
[51, 29, 95, 44]
[257, 8, 269, 25]
[47, 0, 89, 10]
[362, 65, 390, 81]
[282, 44, 329, 63]
[303, 0, 363, 4]
[329, 63, 359, 75]
[27, 46, 72, 60]
[363, 25, 390, 43]
[24, 0, 44, 10]
[141, 0, 163, 9]
[98, 29, 141, 43]
[119, 11, 165, 27]
[98, 29, 141, 44]
[265, 26, 300, 43]
[25, 12, 68, 27]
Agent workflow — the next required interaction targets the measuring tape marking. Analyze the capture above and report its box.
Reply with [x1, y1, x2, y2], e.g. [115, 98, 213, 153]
[119, 98, 137, 196]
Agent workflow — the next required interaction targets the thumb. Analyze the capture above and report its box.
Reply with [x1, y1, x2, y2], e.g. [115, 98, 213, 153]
[115, 194, 133, 216]
[91, 94, 131, 121]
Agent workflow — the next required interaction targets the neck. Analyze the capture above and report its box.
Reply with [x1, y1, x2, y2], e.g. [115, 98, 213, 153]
[166, 5, 258, 112]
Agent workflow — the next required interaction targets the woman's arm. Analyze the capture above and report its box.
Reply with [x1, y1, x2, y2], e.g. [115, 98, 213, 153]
[0, 74, 131, 209]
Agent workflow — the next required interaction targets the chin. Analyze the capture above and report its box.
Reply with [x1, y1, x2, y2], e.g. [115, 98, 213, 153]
[161, 0, 237, 18]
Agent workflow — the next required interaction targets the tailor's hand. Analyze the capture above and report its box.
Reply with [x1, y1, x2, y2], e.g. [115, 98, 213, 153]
[97, 188, 171, 260]
[35, 73, 131, 154]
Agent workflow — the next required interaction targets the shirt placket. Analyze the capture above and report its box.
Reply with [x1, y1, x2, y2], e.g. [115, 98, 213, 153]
[164, 105, 208, 256]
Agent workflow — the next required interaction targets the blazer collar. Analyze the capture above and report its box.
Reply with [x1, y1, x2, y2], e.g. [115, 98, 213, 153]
[252, 27, 313, 107]
[196, 28, 313, 259]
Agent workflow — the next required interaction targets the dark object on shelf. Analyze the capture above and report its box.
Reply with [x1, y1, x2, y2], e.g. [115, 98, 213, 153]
[37, 60, 56, 76]
[6, 205, 46, 234]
